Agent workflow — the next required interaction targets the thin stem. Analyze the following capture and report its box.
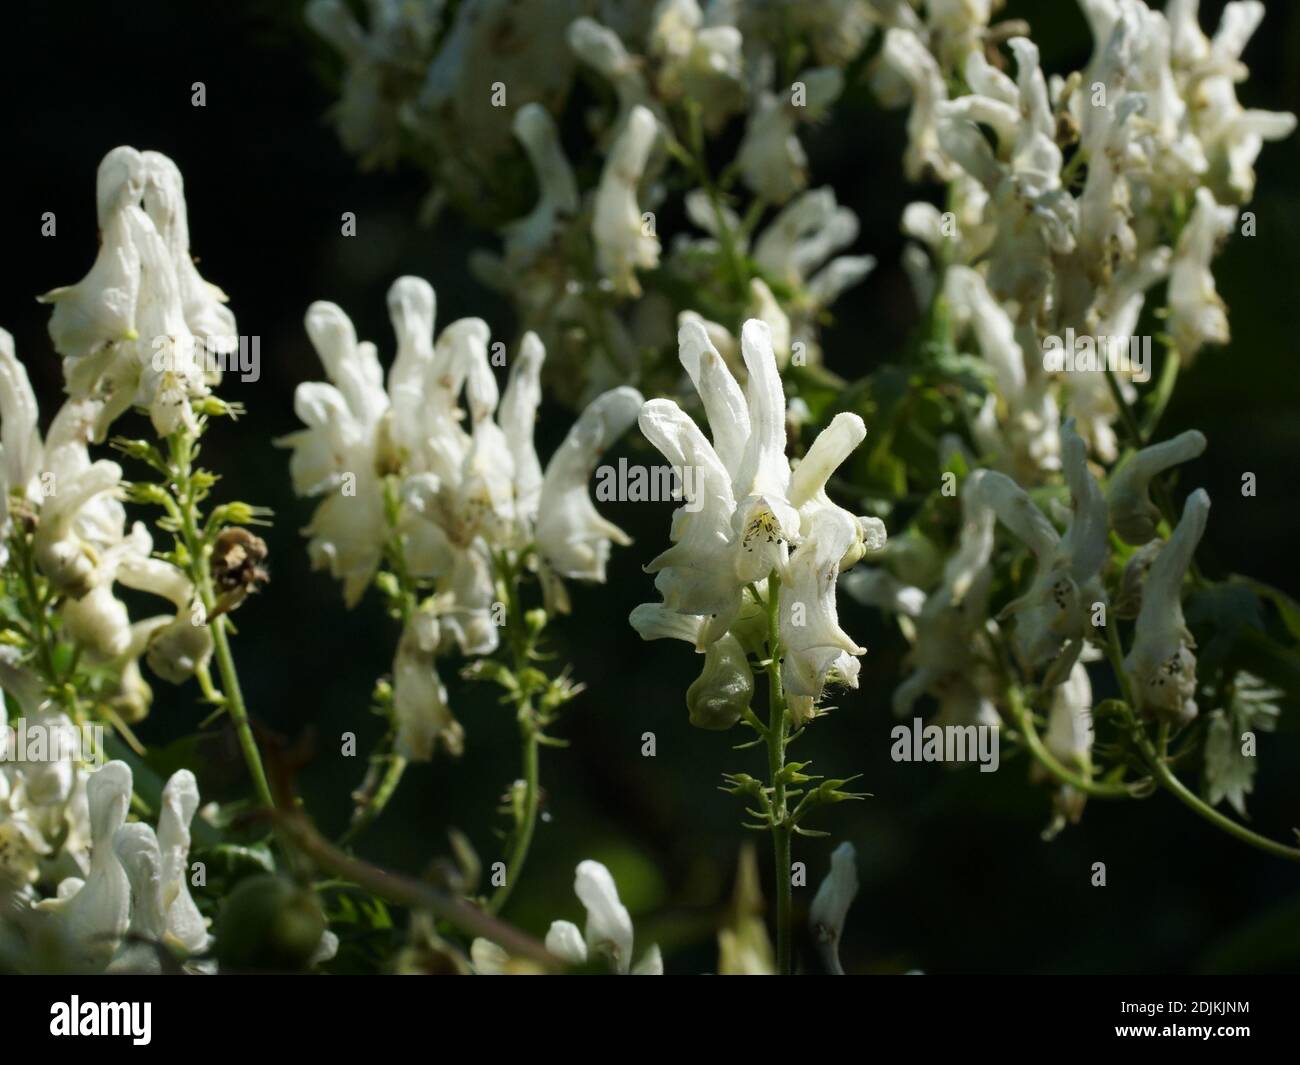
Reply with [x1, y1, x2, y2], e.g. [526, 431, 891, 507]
[172, 431, 274, 810]
[489, 549, 543, 914]
[491, 712, 539, 914]
[1006, 687, 1133, 799]
[342, 476, 416, 844]
[684, 102, 749, 300]
[763, 570, 792, 975]
[338, 752, 408, 848]
[1103, 621, 1300, 860]
[1132, 727, 1300, 862]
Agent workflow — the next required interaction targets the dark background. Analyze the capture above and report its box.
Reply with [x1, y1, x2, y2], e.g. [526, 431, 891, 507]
[2, 0, 1298, 973]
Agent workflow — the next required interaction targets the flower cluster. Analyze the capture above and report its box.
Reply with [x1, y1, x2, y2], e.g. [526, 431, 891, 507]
[632, 317, 883, 728]
[282, 276, 642, 759]
[845, 0, 1294, 835]
[308, 0, 878, 405]
[877, 0, 1293, 477]
[0, 751, 209, 973]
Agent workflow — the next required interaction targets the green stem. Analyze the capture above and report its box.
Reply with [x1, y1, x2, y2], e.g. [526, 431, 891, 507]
[489, 550, 544, 914]
[684, 102, 748, 300]
[339, 752, 408, 848]
[491, 711, 539, 914]
[764, 570, 792, 975]
[1132, 728, 1300, 861]
[1007, 687, 1133, 799]
[1104, 621, 1300, 859]
[173, 432, 274, 810]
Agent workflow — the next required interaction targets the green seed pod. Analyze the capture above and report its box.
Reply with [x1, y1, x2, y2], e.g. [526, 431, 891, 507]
[686, 633, 753, 730]
[215, 874, 327, 973]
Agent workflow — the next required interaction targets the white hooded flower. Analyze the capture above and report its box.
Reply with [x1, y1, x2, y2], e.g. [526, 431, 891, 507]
[737, 67, 843, 203]
[280, 300, 390, 606]
[1107, 429, 1206, 544]
[972, 421, 1108, 673]
[535, 387, 643, 584]
[592, 105, 661, 297]
[110, 768, 211, 971]
[1167, 187, 1237, 360]
[34, 760, 132, 971]
[779, 510, 865, 725]
[810, 841, 859, 975]
[544, 860, 662, 975]
[39, 147, 234, 439]
[1124, 487, 1209, 724]
[392, 608, 462, 763]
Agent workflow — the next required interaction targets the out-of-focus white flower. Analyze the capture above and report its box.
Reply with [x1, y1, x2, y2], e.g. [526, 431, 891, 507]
[568, 16, 658, 142]
[536, 386, 642, 584]
[1124, 487, 1209, 724]
[546, 860, 662, 974]
[1168, 188, 1237, 361]
[504, 104, 579, 265]
[649, 0, 745, 130]
[737, 66, 843, 203]
[973, 421, 1108, 674]
[392, 608, 462, 763]
[472, 859, 662, 975]
[810, 841, 859, 975]
[592, 105, 661, 297]
[1107, 429, 1206, 544]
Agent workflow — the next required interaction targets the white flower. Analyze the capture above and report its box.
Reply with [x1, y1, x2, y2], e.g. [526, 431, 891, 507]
[110, 768, 212, 971]
[1124, 487, 1209, 724]
[392, 608, 462, 763]
[281, 300, 390, 606]
[592, 105, 661, 297]
[546, 860, 662, 974]
[810, 841, 859, 975]
[38, 147, 145, 364]
[737, 67, 843, 203]
[874, 29, 951, 181]
[504, 104, 579, 265]
[536, 385, 643, 586]
[779, 510, 865, 726]
[972, 421, 1108, 674]
[628, 603, 754, 729]
[638, 317, 875, 717]
[648, 0, 745, 130]
[38, 148, 234, 439]
[567, 17, 657, 142]
[1167, 188, 1237, 361]
[34, 760, 132, 971]
[1107, 429, 1206, 544]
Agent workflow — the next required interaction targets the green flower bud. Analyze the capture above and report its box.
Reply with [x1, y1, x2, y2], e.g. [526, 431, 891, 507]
[215, 875, 327, 973]
[686, 633, 753, 730]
